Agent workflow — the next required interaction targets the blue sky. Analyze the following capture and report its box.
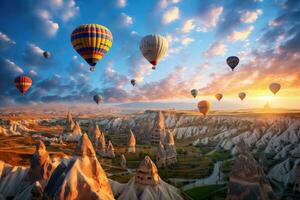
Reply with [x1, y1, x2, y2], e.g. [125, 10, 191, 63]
[0, 0, 300, 109]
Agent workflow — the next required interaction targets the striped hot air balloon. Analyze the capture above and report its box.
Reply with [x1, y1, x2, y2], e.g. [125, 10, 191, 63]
[140, 34, 168, 70]
[14, 76, 32, 95]
[71, 24, 113, 68]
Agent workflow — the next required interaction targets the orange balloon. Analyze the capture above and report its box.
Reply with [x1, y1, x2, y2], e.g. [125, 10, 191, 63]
[198, 100, 211, 117]
[215, 93, 223, 101]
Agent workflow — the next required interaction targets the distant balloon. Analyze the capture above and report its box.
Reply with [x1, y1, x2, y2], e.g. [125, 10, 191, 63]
[43, 51, 51, 59]
[191, 89, 198, 98]
[131, 79, 136, 86]
[140, 34, 168, 69]
[226, 56, 239, 71]
[198, 100, 211, 117]
[14, 76, 32, 95]
[93, 94, 103, 104]
[90, 66, 95, 72]
[238, 92, 246, 101]
[215, 93, 223, 101]
[71, 24, 113, 67]
[269, 83, 281, 95]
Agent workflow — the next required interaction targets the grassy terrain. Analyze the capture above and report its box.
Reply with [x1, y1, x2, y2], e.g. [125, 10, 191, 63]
[158, 155, 213, 179]
[184, 184, 227, 200]
[207, 150, 232, 162]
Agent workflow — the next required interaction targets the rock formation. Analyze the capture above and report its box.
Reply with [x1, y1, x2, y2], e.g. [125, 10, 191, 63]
[65, 111, 75, 132]
[87, 122, 101, 147]
[110, 156, 183, 200]
[0, 161, 29, 199]
[127, 130, 136, 153]
[151, 111, 166, 144]
[156, 141, 167, 167]
[60, 121, 82, 141]
[120, 154, 127, 169]
[294, 163, 300, 193]
[20, 141, 56, 190]
[106, 140, 115, 158]
[43, 133, 115, 200]
[226, 151, 275, 200]
[97, 130, 106, 156]
[156, 130, 177, 167]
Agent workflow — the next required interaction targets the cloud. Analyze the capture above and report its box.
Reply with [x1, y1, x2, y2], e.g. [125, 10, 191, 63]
[23, 43, 46, 67]
[216, 0, 261, 36]
[102, 62, 129, 89]
[60, 0, 80, 22]
[35, 9, 59, 37]
[120, 12, 133, 26]
[128, 55, 152, 82]
[227, 26, 254, 42]
[181, 37, 194, 46]
[199, 6, 223, 29]
[116, 0, 127, 8]
[203, 42, 227, 57]
[240, 9, 263, 23]
[180, 19, 195, 33]
[0, 58, 24, 96]
[158, 0, 180, 9]
[0, 32, 15, 50]
[162, 6, 180, 24]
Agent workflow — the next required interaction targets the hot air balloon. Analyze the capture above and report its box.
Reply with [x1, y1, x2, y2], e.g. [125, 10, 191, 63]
[191, 89, 198, 98]
[215, 93, 223, 101]
[43, 51, 50, 59]
[226, 56, 239, 71]
[131, 79, 136, 86]
[93, 94, 104, 104]
[239, 92, 246, 101]
[90, 66, 95, 72]
[140, 34, 168, 69]
[71, 24, 113, 68]
[14, 76, 32, 95]
[269, 83, 281, 95]
[198, 100, 211, 117]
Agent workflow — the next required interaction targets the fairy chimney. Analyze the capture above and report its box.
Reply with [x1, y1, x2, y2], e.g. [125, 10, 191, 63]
[135, 156, 160, 186]
[127, 130, 136, 153]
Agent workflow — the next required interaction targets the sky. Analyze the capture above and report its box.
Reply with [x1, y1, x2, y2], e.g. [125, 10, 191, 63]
[0, 0, 299, 110]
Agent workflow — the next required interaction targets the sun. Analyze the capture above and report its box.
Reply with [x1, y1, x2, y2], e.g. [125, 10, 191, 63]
[259, 95, 274, 102]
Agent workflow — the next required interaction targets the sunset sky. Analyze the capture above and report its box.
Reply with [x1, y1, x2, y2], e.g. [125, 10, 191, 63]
[0, 0, 299, 109]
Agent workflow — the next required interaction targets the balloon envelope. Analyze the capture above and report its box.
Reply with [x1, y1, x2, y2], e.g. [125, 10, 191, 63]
[131, 79, 136, 86]
[43, 51, 50, 59]
[226, 56, 239, 71]
[215, 93, 223, 101]
[239, 92, 246, 101]
[71, 24, 113, 67]
[198, 100, 211, 117]
[93, 94, 103, 104]
[14, 76, 32, 95]
[269, 83, 281, 95]
[140, 34, 168, 68]
[191, 89, 198, 98]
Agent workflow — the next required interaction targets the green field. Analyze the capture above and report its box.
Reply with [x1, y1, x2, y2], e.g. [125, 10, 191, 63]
[184, 184, 227, 200]
[158, 155, 214, 179]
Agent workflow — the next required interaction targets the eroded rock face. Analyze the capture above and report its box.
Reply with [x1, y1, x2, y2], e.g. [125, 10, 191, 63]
[226, 152, 275, 200]
[127, 130, 136, 153]
[156, 130, 177, 168]
[135, 156, 160, 186]
[106, 140, 115, 158]
[43, 133, 115, 200]
[60, 121, 82, 142]
[110, 156, 183, 200]
[120, 154, 127, 169]
[22, 141, 56, 188]
[65, 112, 75, 132]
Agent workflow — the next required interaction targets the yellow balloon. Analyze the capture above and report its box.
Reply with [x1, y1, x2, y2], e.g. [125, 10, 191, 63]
[71, 24, 113, 67]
